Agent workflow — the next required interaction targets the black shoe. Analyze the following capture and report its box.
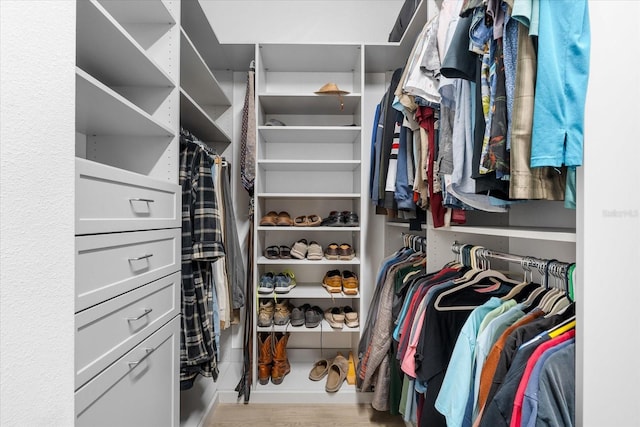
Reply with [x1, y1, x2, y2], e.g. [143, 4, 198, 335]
[305, 306, 324, 328]
[290, 303, 311, 327]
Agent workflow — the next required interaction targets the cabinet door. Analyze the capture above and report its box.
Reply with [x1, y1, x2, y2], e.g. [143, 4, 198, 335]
[75, 317, 179, 427]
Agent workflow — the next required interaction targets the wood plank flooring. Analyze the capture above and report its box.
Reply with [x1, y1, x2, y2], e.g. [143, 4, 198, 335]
[206, 403, 408, 427]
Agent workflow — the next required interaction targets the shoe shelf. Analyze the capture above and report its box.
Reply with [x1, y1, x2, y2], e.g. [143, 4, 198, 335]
[257, 160, 361, 172]
[256, 321, 360, 334]
[258, 94, 361, 116]
[257, 226, 360, 232]
[257, 256, 361, 265]
[257, 284, 359, 299]
[257, 193, 361, 199]
[253, 43, 365, 398]
[258, 126, 361, 143]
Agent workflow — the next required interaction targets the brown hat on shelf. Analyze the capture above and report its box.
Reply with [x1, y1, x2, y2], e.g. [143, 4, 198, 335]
[314, 83, 350, 110]
[314, 82, 350, 95]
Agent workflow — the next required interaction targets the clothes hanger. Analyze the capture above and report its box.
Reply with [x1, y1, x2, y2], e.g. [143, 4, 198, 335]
[499, 256, 537, 302]
[434, 248, 521, 311]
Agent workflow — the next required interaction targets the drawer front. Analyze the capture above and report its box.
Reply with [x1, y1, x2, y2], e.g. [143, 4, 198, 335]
[76, 316, 180, 427]
[76, 158, 180, 234]
[76, 228, 180, 311]
[75, 272, 180, 388]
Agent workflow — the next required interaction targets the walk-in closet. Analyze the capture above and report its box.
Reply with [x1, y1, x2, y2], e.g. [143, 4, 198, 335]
[1, 1, 639, 427]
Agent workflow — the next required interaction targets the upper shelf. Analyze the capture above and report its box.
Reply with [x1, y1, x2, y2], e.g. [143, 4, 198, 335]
[180, 28, 231, 108]
[430, 225, 577, 243]
[76, 67, 174, 137]
[257, 160, 361, 172]
[259, 94, 361, 115]
[181, 0, 254, 71]
[258, 126, 361, 144]
[97, 0, 175, 26]
[179, 89, 231, 144]
[77, 0, 175, 89]
[259, 44, 361, 72]
[365, 0, 428, 72]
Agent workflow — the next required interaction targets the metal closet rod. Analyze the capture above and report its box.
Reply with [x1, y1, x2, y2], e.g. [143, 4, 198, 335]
[450, 241, 573, 274]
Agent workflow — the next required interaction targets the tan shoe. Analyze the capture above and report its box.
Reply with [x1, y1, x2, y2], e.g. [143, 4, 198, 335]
[322, 269, 342, 293]
[341, 270, 359, 295]
[324, 307, 345, 329]
[271, 332, 291, 385]
[343, 306, 359, 328]
[258, 299, 274, 327]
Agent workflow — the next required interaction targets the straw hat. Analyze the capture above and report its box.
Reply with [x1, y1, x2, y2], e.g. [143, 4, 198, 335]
[314, 83, 350, 95]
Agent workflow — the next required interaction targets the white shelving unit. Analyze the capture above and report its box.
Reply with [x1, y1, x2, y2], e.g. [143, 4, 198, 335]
[252, 43, 369, 402]
[74, 1, 180, 426]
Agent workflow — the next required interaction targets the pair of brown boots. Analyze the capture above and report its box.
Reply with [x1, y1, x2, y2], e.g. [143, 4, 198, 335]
[258, 332, 290, 385]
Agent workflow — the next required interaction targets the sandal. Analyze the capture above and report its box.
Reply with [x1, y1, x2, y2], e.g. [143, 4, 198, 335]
[264, 245, 280, 259]
[306, 214, 322, 227]
[321, 211, 341, 227]
[259, 211, 278, 226]
[325, 353, 349, 393]
[309, 358, 332, 381]
[340, 211, 359, 227]
[276, 211, 294, 226]
[294, 215, 308, 226]
[279, 245, 292, 259]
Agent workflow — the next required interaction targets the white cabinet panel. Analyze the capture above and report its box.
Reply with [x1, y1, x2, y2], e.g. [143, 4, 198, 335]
[75, 272, 179, 388]
[76, 158, 180, 234]
[75, 317, 179, 427]
[75, 228, 180, 311]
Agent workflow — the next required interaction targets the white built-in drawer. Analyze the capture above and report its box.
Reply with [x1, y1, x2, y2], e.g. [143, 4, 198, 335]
[75, 271, 180, 388]
[75, 228, 180, 311]
[75, 316, 179, 427]
[76, 158, 180, 235]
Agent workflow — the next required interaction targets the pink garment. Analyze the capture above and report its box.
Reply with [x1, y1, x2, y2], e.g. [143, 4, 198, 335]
[401, 308, 427, 377]
[510, 329, 576, 427]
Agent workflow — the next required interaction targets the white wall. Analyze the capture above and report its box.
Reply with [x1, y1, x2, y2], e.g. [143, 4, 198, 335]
[201, 0, 405, 44]
[578, 1, 640, 426]
[0, 1, 76, 426]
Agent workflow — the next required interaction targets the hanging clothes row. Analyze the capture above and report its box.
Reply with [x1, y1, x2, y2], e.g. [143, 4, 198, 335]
[369, 0, 591, 227]
[179, 128, 245, 390]
[359, 241, 576, 427]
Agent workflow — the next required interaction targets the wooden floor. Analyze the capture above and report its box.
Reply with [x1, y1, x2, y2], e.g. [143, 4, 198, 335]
[206, 403, 408, 427]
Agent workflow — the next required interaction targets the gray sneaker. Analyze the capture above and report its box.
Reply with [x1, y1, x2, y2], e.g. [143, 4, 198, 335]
[290, 303, 310, 327]
[305, 306, 323, 328]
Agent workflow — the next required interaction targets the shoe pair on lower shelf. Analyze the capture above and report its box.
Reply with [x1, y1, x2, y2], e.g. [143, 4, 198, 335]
[258, 270, 296, 294]
[258, 332, 290, 385]
[308, 351, 356, 393]
[324, 243, 355, 260]
[290, 303, 323, 328]
[324, 306, 359, 329]
[258, 299, 295, 327]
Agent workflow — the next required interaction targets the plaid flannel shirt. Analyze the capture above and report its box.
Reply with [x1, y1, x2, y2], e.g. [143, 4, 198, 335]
[179, 141, 226, 383]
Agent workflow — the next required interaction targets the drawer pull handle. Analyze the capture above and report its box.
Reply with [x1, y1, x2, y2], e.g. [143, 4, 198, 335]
[129, 198, 155, 203]
[127, 348, 154, 368]
[126, 308, 153, 321]
[128, 253, 153, 261]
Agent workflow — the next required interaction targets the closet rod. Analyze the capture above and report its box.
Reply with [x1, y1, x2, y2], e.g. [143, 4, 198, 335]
[450, 241, 572, 274]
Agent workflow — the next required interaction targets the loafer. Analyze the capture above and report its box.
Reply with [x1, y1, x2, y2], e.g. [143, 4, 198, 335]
[306, 241, 323, 260]
[324, 243, 340, 260]
[309, 358, 332, 381]
[338, 243, 355, 260]
[326, 353, 349, 393]
[290, 238, 308, 259]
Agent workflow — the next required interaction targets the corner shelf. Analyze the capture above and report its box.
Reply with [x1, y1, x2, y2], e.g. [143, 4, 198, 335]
[77, 0, 175, 89]
[179, 89, 231, 143]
